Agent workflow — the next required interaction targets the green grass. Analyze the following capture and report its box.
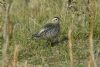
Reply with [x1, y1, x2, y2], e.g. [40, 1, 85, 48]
[0, 0, 100, 67]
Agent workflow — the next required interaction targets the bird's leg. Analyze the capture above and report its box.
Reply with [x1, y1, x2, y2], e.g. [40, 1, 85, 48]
[46, 40, 51, 47]
[53, 37, 59, 43]
[50, 37, 60, 46]
[46, 39, 55, 47]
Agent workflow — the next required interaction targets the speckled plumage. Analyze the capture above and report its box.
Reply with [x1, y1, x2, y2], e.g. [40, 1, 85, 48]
[32, 17, 60, 42]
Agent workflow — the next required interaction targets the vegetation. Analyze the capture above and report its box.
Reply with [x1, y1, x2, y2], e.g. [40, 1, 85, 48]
[0, 0, 100, 67]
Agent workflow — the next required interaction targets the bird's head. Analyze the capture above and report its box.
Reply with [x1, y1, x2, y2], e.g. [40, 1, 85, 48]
[52, 17, 60, 24]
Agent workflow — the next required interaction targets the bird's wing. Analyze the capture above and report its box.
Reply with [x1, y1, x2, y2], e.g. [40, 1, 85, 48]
[43, 23, 55, 29]
[38, 23, 55, 35]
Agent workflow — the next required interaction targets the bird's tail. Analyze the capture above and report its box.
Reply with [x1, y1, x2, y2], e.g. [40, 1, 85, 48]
[31, 33, 41, 39]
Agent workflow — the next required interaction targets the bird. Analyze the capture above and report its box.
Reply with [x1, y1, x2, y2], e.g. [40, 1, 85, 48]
[32, 17, 60, 44]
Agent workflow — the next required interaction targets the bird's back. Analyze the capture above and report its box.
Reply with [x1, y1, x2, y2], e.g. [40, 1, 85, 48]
[34, 22, 60, 40]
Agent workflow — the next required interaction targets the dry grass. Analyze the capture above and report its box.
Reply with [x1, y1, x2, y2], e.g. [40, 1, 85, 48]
[87, 0, 97, 67]
[12, 45, 19, 67]
[68, 27, 73, 67]
[0, 0, 100, 67]
[24, 60, 28, 67]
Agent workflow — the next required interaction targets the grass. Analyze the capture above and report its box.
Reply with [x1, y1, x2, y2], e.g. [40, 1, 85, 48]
[0, 0, 100, 67]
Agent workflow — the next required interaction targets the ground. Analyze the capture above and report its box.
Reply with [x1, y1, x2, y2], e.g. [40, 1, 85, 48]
[0, 0, 100, 67]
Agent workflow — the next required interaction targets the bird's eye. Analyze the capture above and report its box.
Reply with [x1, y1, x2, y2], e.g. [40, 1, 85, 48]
[55, 18, 58, 20]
